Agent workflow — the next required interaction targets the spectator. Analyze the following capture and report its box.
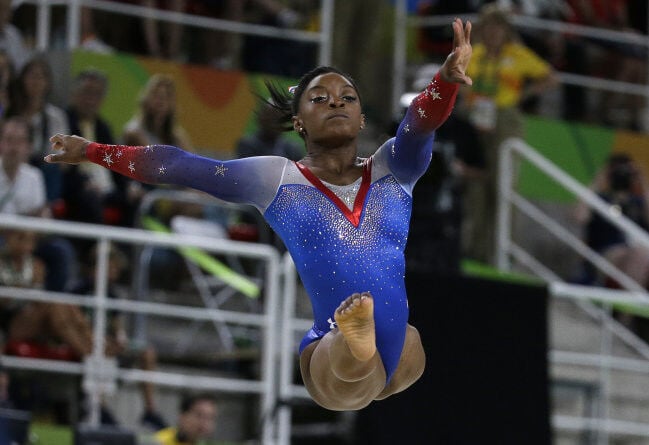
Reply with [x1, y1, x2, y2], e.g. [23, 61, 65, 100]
[0, 229, 45, 344]
[64, 68, 131, 230]
[574, 152, 649, 338]
[0, 116, 76, 293]
[69, 242, 167, 430]
[574, 153, 649, 288]
[0, 0, 30, 72]
[462, 4, 558, 265]
[7, 54, 69, 208]
[0, 229, 90, 359]
[154, 392, 217, 445]
[123, 73, 192, 149]
[121, 73, 194, 224]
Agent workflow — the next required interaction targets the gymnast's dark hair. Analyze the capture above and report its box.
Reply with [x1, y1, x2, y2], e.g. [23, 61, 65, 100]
[260, 66, 361, 137]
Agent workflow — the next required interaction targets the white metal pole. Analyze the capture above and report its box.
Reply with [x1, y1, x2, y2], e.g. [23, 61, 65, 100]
[318, 0, 334, 67]
[66, 0, 81, 48]
[35, 0, 50, 51]
[392, 0, 407, 121]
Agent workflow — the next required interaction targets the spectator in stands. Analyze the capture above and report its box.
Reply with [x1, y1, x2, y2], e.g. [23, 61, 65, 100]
[0, 0, 30, 72]
[2, 228, 93, 358]
[7, 53, 70, 208]
[69, 242, 167, 430]
[64, 68, 131, 230]
[574, 152, 649, 288]
[121, 73, 193, 226]
[154, 392, 217, 445]
[565, 0, 647, 130]
[574, 152, 649, 337]
[461, 4, 557, 265]
[0, 116, 76, 292]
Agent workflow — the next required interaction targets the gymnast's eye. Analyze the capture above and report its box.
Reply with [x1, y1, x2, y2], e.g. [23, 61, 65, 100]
[342, 95, 357, 102]
[310, 95, 327, 103]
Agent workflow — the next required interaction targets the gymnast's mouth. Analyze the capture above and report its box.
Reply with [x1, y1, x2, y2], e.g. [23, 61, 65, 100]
[327, 113, 349, 120]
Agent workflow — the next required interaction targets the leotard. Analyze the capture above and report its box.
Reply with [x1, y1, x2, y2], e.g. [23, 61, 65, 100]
[85, 73, 458, 382]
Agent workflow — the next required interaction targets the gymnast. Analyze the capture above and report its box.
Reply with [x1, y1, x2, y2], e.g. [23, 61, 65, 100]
[45, 18, 472, 411]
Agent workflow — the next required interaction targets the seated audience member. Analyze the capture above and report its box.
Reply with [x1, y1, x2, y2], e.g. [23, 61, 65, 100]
[0, 116, 76, 293]
[154, 392, 217, 445]
[7, 54, 70, 209]
[2, 228, 93, 359]
[64, 68, 131, 230]
[574, 153, 649, 337]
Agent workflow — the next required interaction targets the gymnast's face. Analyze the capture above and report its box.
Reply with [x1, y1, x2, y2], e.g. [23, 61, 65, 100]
[295, 72, 363, 146]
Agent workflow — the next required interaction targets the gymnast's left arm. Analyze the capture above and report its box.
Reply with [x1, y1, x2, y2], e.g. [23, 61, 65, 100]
[46, 133, 285, 208]
[386, 18, 472, 183]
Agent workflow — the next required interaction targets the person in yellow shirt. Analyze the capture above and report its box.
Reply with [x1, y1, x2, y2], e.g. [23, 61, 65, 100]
[154, 393, 218, 445]
[461, 3, 558, 265]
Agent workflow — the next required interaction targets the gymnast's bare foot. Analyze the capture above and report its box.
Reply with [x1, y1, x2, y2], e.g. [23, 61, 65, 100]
[334, 292, 376, 362]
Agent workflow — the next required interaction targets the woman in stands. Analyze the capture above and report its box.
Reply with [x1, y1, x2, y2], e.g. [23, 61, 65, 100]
[44, 18, 472, 411]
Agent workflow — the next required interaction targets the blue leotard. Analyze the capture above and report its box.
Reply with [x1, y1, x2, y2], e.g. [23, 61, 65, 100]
[86, 73, 459, 382]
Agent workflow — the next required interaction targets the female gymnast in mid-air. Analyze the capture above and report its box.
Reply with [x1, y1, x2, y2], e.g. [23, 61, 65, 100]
[46, 18, 472, 411]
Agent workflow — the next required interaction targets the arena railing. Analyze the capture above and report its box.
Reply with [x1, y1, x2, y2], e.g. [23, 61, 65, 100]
[22, 0, 334, 67]
[0, 213, 282, 445]
[498, 137, 649, 443]
[391, 0, 649, 120]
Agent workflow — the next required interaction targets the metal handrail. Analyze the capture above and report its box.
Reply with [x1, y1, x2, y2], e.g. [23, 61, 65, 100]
[392, 2, 649, 118]
[497, 138, 649, 441]
[0, 213, 281, 444]
[21, 0, 334, 67]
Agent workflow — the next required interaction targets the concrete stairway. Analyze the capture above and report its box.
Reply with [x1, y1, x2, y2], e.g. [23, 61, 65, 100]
[550, 297, 649, 445]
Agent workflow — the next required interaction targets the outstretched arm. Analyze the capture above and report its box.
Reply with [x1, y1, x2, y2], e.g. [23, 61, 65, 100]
[388, 18, 472, 183]
[46, 134, 285, 209]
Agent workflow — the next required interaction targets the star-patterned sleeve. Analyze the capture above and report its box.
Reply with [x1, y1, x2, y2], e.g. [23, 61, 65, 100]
[85, 143, 285, 210]
[385, 72, 459, 185]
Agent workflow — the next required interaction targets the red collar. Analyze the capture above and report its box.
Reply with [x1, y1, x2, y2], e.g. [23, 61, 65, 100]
[295, 159, 372, 227]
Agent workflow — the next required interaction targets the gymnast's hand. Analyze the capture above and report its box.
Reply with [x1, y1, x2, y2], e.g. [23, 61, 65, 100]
[45, 133, 92, 164]
[440, 18, 473, 86]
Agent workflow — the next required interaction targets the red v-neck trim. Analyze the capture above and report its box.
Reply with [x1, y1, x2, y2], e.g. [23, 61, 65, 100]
[295, 159, 372, 227]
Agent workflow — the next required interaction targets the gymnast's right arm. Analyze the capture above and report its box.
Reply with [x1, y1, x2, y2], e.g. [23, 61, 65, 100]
[46, 133, 284, 209]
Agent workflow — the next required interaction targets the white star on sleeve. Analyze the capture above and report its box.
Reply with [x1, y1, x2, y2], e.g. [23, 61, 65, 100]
[128, 161, 135, 173]
[158, 165, 166, 175]
[417, 107, 427, 118]
[429, 88, 441, 100]
[402, 123, 410, 134]
[103, 153, 113, 166]
[214, 164, 228, 176]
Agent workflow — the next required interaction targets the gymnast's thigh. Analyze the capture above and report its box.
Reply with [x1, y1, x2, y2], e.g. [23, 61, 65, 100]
[375, 323, 425, 400]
